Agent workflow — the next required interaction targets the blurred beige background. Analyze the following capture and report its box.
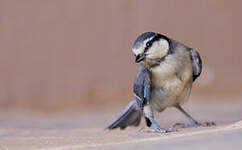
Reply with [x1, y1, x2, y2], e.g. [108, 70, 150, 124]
[0, 0, 241, 112]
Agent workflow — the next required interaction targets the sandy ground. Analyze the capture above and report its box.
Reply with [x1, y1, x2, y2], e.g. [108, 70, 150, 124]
[0, 99, 242, 150]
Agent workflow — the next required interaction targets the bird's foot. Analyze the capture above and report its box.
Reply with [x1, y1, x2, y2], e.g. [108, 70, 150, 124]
[143, 126, 177, 133]
[146, 127, 167, 133]
[199, 121, 216, 127]
[172, 123, 196, 129]
[171, 121, 216, 129]
[139, 126, 168, 133]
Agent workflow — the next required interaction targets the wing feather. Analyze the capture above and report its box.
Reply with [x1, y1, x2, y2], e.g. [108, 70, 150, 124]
[133, 65, 151, 105]
[107, 65, 151, 130]
[190, 49, 202, 81]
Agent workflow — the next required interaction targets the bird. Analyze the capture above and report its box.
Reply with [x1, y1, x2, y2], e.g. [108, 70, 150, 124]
[107, 32, 214, 133]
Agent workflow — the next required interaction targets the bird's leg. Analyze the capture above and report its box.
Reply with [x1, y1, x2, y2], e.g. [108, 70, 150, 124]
[143, 105, 168, 133]
[175, 104, 200, 126]
[172, 104, 215, 129]
[145, 115, 167, 133]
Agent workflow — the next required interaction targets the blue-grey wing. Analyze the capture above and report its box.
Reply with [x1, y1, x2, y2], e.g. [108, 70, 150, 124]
[107, 98, 142, 130]
[190, 49, 202, 81]
[107, 65, 150, 130]
[133, 65, 151, 105]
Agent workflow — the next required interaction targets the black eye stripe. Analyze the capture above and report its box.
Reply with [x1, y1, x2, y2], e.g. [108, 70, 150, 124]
[146, 41, 152, 46]
[145, 41, 152, 49]
[143, 33, 171, 54]
[144, 34, 160, 53]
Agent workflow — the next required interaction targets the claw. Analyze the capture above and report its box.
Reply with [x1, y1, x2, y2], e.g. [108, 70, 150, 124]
[201, 121, 216, 127]
[166, 126, 178, 132]
[156, 127, 167, 133]
[147, 127, 167, 133]
[173, 123, 195, 128]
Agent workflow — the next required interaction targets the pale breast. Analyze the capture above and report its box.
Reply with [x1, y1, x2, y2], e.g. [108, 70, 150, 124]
[149, 49, 193, 111]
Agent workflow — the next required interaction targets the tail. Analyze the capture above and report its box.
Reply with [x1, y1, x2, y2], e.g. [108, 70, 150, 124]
[107, 98, 143, 130]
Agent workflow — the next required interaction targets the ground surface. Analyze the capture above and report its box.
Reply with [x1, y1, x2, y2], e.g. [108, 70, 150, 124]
[0, 99, 242, 150]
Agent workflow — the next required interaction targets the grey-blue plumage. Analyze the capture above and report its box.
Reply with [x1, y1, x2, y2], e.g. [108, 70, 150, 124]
[189, 49, 202, 81]
[133, 65, 151, 105]
[107, 98, 142, 129]
[107, 65, 150, 130]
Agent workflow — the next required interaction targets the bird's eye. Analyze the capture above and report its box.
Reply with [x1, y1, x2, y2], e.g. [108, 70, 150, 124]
[146, 41, 152, 47]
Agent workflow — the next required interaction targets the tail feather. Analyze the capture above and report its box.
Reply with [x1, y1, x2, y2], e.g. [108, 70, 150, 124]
[107, 99, 143, 130]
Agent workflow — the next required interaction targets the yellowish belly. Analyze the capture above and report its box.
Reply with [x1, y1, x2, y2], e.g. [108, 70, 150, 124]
[150, 79, 192, 112]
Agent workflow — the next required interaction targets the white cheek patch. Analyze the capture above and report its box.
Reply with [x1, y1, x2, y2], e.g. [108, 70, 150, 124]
[146, 39, 169, 59]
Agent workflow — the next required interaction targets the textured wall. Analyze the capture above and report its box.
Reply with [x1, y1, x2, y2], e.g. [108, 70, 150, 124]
[0, 0, 241, 112]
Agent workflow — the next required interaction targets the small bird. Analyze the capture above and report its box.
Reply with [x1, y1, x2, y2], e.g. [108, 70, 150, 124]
[107, 32, 214, 132]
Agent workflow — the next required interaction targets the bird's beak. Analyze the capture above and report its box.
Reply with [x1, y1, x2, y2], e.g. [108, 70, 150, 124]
[135, 53, 145, 63]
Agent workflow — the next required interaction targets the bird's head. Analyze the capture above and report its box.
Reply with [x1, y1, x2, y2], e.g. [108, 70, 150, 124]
[132, 32, 171, 66]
